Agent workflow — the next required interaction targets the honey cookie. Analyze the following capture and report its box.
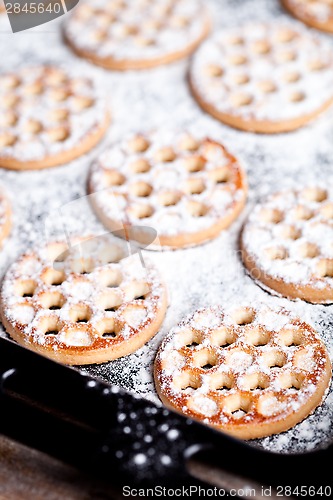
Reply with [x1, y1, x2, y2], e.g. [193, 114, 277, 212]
[0, 234, 167, 365]
[64, 0, 210, 70]
[0, 65, 109, 170]
[88, 130, 247, 249]
[281, 0, 333, 33]
[189, 23, 333, 133]
[241, 186, 333, 303]
[154, 305, 331, 439]
[0, 186, 11, 247]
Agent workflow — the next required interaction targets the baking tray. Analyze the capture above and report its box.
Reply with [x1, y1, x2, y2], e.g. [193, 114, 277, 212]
[0, 0, 332, 462]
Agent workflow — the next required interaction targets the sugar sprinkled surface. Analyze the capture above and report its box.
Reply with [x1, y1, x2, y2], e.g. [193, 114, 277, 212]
[0, 0, 332, 454]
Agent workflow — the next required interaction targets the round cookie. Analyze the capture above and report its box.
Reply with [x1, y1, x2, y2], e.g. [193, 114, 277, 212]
[0, 65, 109, 170]
[241, 186, 333, 303]
[0, 234, 167, 365]
[64, 0, 210, 71]
[154, 304, 331, 439]
[189, 23, 333, 133]
[0, 186, 11, 247]
[281, 0, 333, 33]
[88, 130, 247, 249]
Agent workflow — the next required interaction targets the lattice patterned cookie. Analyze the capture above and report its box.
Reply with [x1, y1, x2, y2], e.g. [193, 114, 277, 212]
[189, 23, 333, 133]
[282, 0, 333, 33]
[64, 0, 210, 70]
[88, 130, 247, 249]
[0, 186, 11, 248]
[154, 305, 331, 439]
[0, 65, 109, 170]
[0, 235, 167, 365]
[241, 186, 333, 303]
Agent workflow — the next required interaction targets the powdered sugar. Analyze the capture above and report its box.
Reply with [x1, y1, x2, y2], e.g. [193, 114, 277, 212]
[0, 0, 332, 453]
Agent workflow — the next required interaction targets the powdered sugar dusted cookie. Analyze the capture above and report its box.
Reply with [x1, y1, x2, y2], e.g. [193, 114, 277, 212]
[154, 304, 331, 439]
[241, 186, 333, 303]
[0, 234, 167, 365]
[0, 65, 109, 170]
[282, 0, 333, 33]
[88, 130, 247, 249]
[64, 0, 210, 70]
[0, 186, 11, 247]
[189, 23, 333, 133]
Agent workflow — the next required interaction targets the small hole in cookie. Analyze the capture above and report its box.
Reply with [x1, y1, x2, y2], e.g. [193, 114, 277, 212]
[316, 258, 333, 278]
[185, 178, 206, 195]
[231, 93, 253, 107]
[104, 171, 126, 187]
[278, 372, 304, 391]
[95, 318, 117, 338]
[39, 291, 65, 310]
[0, 133, 17, 148]
[3, 94, 19, 109]
[233, 73, 250, 85]
[50, 89, 71, 102]
[192, 349, 218, 370]
[293, 205, 313, 220]
[41, 269, 66, 286]
[175, 329, 202, 349]
[127, 135, 150, 153]
[49, 109, 70, 123]
[252, 40, 271, 55]
[40, 316, 62, 336]
[129, 158, 151, 174]
[290, 91, 306, 103]
[261, 350, 287, 369]
[47, 127, 70, 143]
[158, 191, 181, 207]
[2, 111, 18, 127]
[187, 201, 209, 217]
[278, 225, 301, 240]
[301, 187, 327, 203]
[209, 167, 231, 184]
[183, 155, 206, 172]
[170, 14, 189, 28]
[223, 394, 252, 418]
[173, 371, 201, 391]
[309, 60, 328, 72]
[154, 147, 176, 163]
[178, 135, 200, 152]
[298, 242, 319, 259]
[72, 96, 95, 112]
[276, 28, 296, 44]
[241, 373, 269, 391]
[231, 307, 255, 326]
[17, 279, 37, 298]
[210, 327, 236, 348]
[123, 281, 150, 302]
[99, 268, 123, 288]
[284, 71, 301, 83]
[24, 119, 43, 135]
[99, 290, 122, 312]
[229, 54, 247, 66]
[129, 181, 153, 198]
[209, 372, 234, 391]
[44, 69, 68, 86]
[265, 246, 288, 260]
[228, 36, 244, 46]
[128, 203, 154, 220]
[135, 35, 155, 47]
[23, 82, 43, 96]
[245, 327, 270, 346]
[69, 305, 92, 324]
[320, 202, 333, 219]
[71, 258, 95, 275]
[278, 51, 297, 63]
[258, 81, 277, 94]
[205, 64, 224, 77]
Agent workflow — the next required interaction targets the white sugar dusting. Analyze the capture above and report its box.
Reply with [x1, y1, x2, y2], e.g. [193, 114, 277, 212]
[0, 0, 332, 456]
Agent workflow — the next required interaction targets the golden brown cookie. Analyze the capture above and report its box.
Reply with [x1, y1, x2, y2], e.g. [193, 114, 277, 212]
[189, 23, 333, 133]
[154, 304, 331, 439]
[281, 0, 333, 33]
[0, 234, 167, 365]
[0, 186, 11, 247]
[88, 130, 247, 249]
[241, 186, 333, 303]
[64, 0, 210, 70]
[0, 65, 109, 170]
